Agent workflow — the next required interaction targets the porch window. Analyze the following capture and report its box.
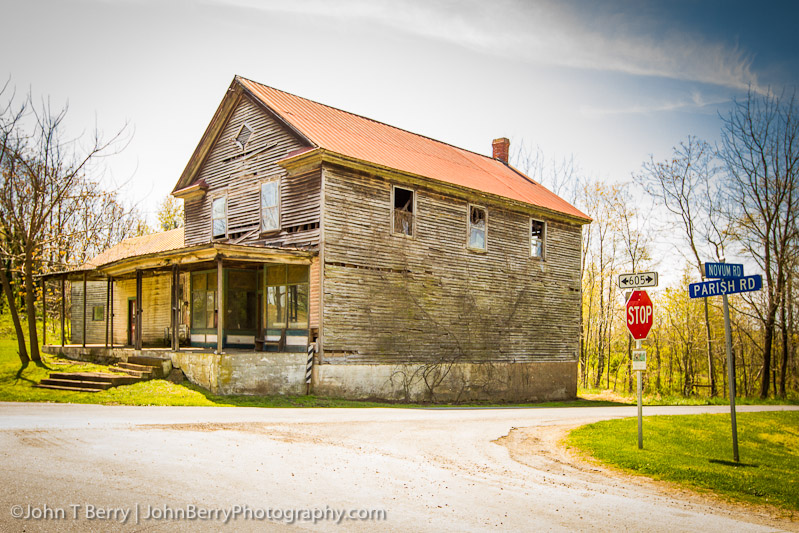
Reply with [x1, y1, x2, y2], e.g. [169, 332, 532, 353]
[260, 179, 280, 232]
[211, 197, 226, 239]
[468, 205, 487, 251]
[531, 219, 545, 258]
[392, 186, 415, 236]
[92, 305, 104, 321]
[191, 271, 218, 330]
[265, 265, 309, 330]
[226, 270, 257, 331]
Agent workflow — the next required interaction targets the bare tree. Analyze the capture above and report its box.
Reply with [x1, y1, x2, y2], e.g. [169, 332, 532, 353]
[511, 141, 583, 204]
[719, 87, 799, 398]
[636, 136, 730, 396]
[0, 89, 127, 362]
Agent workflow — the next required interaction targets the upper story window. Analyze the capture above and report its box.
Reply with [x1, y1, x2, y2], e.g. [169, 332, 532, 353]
[261, 179, 280, 232]
[531, 219, 545, 258]
[211, 196, 227, 239]
[392, 186, 415, 237]
[468, 205, 487, 251]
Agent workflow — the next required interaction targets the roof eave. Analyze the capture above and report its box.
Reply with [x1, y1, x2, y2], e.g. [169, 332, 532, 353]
[96, 242, 316, 278]
[279, 149, 592, 225]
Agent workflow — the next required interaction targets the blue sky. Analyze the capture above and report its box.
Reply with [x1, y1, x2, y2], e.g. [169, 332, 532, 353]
[2, 0, 798, 222]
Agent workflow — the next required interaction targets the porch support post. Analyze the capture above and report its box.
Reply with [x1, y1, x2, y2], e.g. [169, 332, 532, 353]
[109, 277, 114, 348]
[42, 278, 47, 346]
[217, 256, 224, 353]
[82, 271, 87, 348]
[60, 276, 65, 347]
[135, 270, 142, 350]
[171, 264, 178, 351]
[105, 277, 110, 347]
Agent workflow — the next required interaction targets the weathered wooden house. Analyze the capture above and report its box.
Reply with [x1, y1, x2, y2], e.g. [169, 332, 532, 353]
[46, 76, 590, 401]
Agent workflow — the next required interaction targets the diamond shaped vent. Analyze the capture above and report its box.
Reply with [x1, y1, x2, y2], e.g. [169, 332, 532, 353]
[235, 124, 253, 148]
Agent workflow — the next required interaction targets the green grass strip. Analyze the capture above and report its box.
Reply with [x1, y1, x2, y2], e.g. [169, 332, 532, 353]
[567, 411, 799, 511]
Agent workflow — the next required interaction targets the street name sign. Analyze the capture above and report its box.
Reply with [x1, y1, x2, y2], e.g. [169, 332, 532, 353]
[626, 290, 653, 340]
[632, 350, 646, 371]
[704, 262, 744, 279]
[688, 275, 762, 299]
[690, 261, 763, 463]
[619, 271, 658, 289]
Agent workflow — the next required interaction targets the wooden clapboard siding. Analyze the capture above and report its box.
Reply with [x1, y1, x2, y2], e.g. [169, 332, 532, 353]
[183, 95, 321, 249]
[111, 274, 181, 346]
[70, 281, 108, 344]
[321, 166, 583, 365]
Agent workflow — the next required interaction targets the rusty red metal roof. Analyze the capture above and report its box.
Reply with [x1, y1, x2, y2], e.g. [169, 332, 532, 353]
[82, 228, 185, 268]
[238, 76, 589, 222]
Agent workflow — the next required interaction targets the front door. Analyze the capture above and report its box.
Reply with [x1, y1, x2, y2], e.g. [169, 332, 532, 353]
[128, 298, 137, 346]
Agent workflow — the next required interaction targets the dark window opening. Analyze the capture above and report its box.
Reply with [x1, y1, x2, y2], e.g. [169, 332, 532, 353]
[393, 186, 414, 236]
[531, 219, 545, 258]
[92, 305, 104, 321]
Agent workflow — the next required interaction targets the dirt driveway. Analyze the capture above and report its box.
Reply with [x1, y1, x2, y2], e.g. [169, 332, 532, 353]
[0, 402, 796, 532]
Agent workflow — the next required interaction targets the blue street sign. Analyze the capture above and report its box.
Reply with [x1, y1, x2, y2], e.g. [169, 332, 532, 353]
[689, 274, 762, 299]
[704, 262, 744, 279]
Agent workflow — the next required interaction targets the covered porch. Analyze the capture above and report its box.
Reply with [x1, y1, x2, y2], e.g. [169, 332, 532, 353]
[41, 236, 318, 389]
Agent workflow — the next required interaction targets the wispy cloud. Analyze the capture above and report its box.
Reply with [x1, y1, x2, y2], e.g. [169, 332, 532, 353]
[580, 90, 732, 118]
[215, 0, 762, 93]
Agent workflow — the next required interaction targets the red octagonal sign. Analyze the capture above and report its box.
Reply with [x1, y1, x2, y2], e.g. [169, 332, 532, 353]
[626, 290, 653, 340]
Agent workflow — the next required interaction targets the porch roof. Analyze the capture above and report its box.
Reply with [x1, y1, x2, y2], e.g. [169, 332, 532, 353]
[43, 238, 315, 280]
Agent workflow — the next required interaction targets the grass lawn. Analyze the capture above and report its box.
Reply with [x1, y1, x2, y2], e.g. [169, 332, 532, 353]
[566, 411, 799, 512]
[0, 336, 622, 408]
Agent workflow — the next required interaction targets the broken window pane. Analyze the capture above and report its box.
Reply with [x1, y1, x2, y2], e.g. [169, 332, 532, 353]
[531, 219, 545, 258]
[393, 186, 414, 236]
[468, 206, 486, 250]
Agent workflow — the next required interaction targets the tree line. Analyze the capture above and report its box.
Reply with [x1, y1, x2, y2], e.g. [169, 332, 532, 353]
[520, 88, 797, 399]
[0, 83, 182, 364]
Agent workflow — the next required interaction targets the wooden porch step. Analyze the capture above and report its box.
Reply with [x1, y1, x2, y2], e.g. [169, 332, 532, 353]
[36, 370, 144, 393]
[110, 365, 154, 379]
[38, 378, 114, 390]
[47, 372, 140, 386]
[35, 383, 104, 393]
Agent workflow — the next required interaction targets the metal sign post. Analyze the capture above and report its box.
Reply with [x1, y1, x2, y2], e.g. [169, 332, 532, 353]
[634, 341, 644, 449]
[622, 274, 657, 451]
[690, 261, 758, 463]
[722, 291, 739, 462]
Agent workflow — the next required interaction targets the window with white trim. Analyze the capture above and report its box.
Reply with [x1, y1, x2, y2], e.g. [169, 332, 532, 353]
[468, 205, 487, 251]
[211, 196, 227, 239]
[260, 179, 280, 232]
[531, 219, 545, 258]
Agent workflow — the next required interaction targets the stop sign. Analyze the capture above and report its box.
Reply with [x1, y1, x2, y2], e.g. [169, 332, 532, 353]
[626, 290, 653, 340]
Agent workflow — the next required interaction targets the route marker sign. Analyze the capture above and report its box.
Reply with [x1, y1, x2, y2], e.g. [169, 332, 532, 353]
[688, 275, 762, 299]
[704, 262, 744, 279]
[619, 271, 658, 289]
[626, 290, 653, 340]
[632, 350, 646, 371]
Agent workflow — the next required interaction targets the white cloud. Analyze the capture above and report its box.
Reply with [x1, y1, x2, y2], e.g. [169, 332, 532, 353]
[214, 0, 762, 93]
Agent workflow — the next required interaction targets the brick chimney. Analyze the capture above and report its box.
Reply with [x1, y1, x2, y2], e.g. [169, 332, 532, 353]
[492, 137, 510, 164]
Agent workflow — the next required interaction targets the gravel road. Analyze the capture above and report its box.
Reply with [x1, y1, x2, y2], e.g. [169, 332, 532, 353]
[0, 402, 796, 532]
